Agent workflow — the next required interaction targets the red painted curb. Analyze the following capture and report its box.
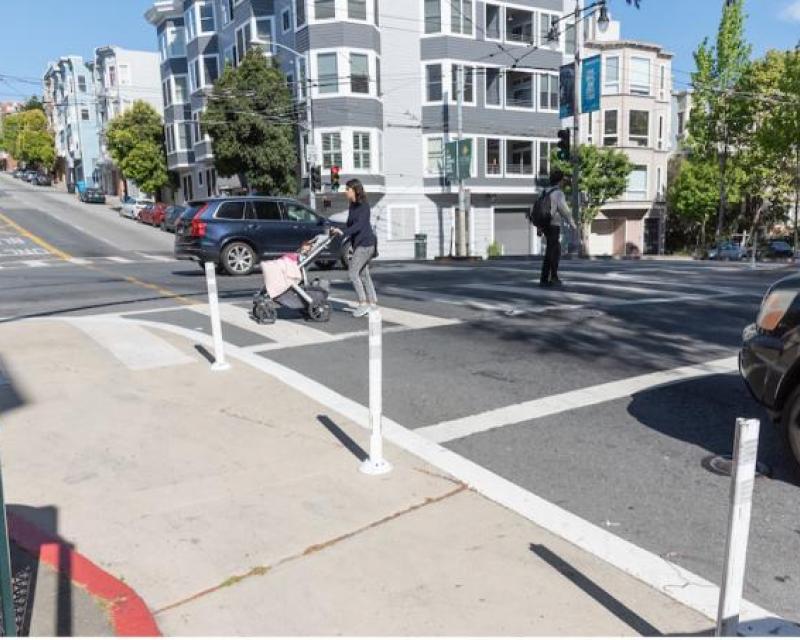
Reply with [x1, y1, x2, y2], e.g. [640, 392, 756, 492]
[7, 512, 161, 637]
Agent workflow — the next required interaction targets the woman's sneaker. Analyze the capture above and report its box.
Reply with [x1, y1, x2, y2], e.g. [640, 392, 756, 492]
[352, 304, 370, 317]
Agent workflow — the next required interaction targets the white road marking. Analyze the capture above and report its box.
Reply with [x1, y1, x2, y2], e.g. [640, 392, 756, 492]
[330, 296, 461, 329]
[68, 257, 92, 265]
[105, 256, 134, 264]
[114, 317, 788, 633]
[415, 356, 740, 444]
[137, 253, 174, 263]
[22, 260, 49, 268]
[68, 318, 195, 371]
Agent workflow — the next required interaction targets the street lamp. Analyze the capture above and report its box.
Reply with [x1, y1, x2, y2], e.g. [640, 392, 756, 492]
[597, 4, 610, 30]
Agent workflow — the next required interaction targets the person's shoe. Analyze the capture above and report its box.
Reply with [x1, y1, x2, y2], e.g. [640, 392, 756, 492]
[539, 281, 552, 288]
[368, 304, 379, 313]
[352, 304, 370, 317]
[550, 278, 563, 287]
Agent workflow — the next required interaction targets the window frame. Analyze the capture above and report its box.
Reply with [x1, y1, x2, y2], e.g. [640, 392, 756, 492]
[174, 74, 189, 104]
[505, 138, 535, 177]
[484, 65, 503, 109]
[484, 2, 502, 41]
[603, 55, 620, 95]
[352, 131, 372, 171]
[448, 0, 475, 38]
[321, 131, 343, 169]
[295, 0, 307, 28]
[316, 51, 339, 95]
[504, 6, 534, 46]
[386, 205, 420, 242]
[538, 72, 558, 112]
[313, 0, 336, 21]
[505, 69, 535, 111]
[350, 52, 370, 94]
[424, 63, 443, 104]
[282, 7, 292, 32]
[628, 109, 650, 147]
[424, 135, 444, 176]
[626, 165, 648, 200]
[450, 64, 475, 106]
[603, 109, 618, 146]
[485, 137, 503, 176]
[630, 56, 651, 96]
[196, 0, 216, 36]
[423, 0, 441, 34]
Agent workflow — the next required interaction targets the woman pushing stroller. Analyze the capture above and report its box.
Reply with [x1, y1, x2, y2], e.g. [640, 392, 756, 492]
[330, 178, 379, 317]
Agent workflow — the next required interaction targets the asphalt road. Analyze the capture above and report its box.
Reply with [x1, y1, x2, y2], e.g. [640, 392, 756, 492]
[0, 172, 797, 621]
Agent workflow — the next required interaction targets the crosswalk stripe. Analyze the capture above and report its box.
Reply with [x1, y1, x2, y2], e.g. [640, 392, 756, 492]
[137, 253, 174, 263]
[69, 318, 195, 370]
[329, 296, 461, 329]
[415, 356, 740, 444]
[106, 256, 134, 264]
[22, 260, 49, 268]
[68, 257, 92, 265]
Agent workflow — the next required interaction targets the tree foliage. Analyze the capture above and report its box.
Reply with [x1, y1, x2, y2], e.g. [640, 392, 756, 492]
[106, 101, 168, 196]
[203, 48, 298, 194]
[2, 109, 54, 168]
[22, 96, 45, 113]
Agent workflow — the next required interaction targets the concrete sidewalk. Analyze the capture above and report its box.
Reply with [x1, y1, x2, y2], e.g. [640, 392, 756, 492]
[0, 318, 716, 635]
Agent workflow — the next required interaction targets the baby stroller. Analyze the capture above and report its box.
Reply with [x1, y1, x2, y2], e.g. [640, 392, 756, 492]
[251, 234, 336, 324]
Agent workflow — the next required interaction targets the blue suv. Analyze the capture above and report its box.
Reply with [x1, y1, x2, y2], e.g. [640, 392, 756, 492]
[174, 197, 346, 276]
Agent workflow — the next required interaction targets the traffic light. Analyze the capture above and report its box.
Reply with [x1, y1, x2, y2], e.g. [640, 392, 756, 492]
[557, 129, 571, 161]
[310, 166, 321, 192]
[330, 165, 340, 192]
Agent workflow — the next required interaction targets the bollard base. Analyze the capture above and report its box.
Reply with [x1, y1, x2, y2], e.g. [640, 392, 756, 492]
[359, 458, 392, 476]
[211, 361, 231, 372]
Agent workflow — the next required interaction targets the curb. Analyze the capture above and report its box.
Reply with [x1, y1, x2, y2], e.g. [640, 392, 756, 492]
[7, 512, 161, 637]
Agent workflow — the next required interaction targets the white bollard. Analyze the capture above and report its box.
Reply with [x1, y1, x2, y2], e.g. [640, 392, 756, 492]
[359, 309, 391, 475]
[204, 261, 231, 372]
[716, 418, 760, 637]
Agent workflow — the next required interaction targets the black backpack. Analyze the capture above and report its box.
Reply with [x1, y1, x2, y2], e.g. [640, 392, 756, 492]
[527, 187, 555, 231]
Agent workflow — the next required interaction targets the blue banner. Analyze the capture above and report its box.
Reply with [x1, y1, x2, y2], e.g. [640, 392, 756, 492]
[559, 63, 575, 119]
[581, 55, 602, 114]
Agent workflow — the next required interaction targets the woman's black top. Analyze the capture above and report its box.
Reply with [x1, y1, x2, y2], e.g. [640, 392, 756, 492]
[342, 201, 377, 249]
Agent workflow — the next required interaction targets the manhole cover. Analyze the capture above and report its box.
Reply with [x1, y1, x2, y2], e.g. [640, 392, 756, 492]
[702, 454, 772, 478]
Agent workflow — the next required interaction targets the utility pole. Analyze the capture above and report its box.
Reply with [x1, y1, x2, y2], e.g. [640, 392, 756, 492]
[572, 0, 583, 255]
[456, 64, 467, 257]
[304, 52, 316, 212]
[794, 144, 799, 255]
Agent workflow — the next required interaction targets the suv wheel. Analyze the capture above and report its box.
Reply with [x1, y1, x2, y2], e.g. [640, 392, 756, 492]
[780, 386, 800, 475]
[221, 242, 256, 276]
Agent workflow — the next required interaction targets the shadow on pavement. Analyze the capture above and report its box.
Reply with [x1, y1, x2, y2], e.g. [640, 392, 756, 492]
[7, 505, 72, 637]
[317, 415, 368, 462]
[627, 373, 800, 487]
[0, 357, 26, 417]
[528, 543, 664, 636]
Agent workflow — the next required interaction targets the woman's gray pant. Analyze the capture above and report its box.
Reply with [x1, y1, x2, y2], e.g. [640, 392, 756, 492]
[349, 245, 377, 304]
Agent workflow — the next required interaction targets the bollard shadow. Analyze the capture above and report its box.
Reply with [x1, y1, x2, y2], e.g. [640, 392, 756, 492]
[6, 505, 72, 637]
[194, 345, 215, 365]
[529, 543, 663, 636]
[317, 415, 368, 462]
[627, 373, 800, 486]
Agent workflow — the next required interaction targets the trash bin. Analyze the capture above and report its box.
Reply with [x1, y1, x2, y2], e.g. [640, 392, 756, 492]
[414, 233, 427, 260]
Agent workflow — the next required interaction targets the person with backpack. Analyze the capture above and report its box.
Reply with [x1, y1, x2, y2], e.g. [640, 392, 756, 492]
[531, 169, 576, 287]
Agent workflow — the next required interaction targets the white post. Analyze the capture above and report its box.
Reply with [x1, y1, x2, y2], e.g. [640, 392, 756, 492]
[360, 310, 391, 475]
[205, 261, 231, 372]
[716, 418, 760, 637]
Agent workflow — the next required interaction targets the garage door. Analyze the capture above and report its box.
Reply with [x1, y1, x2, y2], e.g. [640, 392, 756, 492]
[494, 207, 540, 256]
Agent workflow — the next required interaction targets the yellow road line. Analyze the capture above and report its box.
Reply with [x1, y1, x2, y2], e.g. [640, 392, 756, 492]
[0, 211, 73, 261]
[0, 209, 196, 307]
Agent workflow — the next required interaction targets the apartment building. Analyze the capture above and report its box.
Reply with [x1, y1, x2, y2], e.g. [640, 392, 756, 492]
[43, 56, 101, 188]
[145, 0, 565, 258]
[94, 46, 163, 196]
[572, 13, 673, 256]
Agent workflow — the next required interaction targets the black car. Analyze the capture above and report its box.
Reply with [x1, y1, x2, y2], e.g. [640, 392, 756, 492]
[33, 173, 52, 186]
[80, 188, 106, 204]
[174, 197, 346, 276]
[22, 170, 38, 182]
[740, 273, 800, 472]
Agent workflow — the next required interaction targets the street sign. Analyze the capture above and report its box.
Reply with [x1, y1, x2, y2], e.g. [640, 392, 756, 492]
[581, 55, 602, 114]
[445, 139, 472, 181]
[559, 63, 575, 119]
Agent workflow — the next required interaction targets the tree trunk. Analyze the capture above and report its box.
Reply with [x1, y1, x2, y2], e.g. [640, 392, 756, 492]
[715, 141, 728, 246]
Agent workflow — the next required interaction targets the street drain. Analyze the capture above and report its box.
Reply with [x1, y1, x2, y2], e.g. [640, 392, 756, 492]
[701, 454, 772, 478]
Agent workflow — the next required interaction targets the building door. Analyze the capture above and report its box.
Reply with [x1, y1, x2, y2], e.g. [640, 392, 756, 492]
[644, 218, 660, 255]
[493, 207, 539, 255]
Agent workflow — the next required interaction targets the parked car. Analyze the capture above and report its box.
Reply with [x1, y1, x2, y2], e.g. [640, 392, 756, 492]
[79, 187, 106, 204]
[174, 197, 347, 276]
[761, 240, 794, 260]
[22, 170, 38, 182]
[12, 169, 24, 179]
[138, 202, 168, 227]
[162, 205, 186, 233]
[707, 241, 746, 261]
[32, 173, 52, 186]
[120, 197, 154, 219]
[740, 273, 800, 473]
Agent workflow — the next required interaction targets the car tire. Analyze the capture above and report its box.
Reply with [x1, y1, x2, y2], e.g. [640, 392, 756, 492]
[780, 386, 800, 475]
[221, 241, 256, 276]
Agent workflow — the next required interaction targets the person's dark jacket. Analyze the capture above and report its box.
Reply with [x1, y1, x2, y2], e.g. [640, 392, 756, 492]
[342, 201, 377, 249]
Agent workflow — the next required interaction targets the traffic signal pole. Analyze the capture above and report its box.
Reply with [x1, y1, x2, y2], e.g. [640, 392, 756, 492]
[572, 0, 583, 256]
[305, 52, 316, 212]
[456, 65, 467, 257]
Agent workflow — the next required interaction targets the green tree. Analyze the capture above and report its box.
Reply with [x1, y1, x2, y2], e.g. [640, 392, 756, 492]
[106, 101, 168, 196]
[668, 157, 723, 252]
[22, 96, 45, 112]
[120, 140, 169, 196]
[552, 145, 632, 254]
[687, 0, 751, 242]
[203, 48, 298, 194]
[1, 113, 21, 154]
[13, 110, 55, 169]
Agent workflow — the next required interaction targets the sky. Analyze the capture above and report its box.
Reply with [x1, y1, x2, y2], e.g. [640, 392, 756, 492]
[0, 0, 798, 102]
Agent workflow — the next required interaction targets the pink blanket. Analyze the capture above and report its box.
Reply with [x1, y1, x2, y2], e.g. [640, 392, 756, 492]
[261, 255, 302, 298]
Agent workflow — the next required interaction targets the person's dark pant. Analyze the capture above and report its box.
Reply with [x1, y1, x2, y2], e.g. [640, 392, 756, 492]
[540, 225, 561, 285]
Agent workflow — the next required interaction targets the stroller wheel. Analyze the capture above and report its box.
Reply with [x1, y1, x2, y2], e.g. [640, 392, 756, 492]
[251, 293, 277, 325]
[307, 302, 331, 323]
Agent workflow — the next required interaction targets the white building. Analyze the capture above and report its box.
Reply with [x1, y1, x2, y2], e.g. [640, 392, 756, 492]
[94, 46, 162, 196]
[571, 11, 673, 256]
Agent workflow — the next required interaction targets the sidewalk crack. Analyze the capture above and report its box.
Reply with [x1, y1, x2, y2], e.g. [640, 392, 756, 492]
[154, 483, 467, 615]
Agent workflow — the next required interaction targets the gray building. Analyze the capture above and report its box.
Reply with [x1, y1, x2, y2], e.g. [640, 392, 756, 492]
[146, 0, 566, 258]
